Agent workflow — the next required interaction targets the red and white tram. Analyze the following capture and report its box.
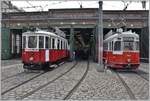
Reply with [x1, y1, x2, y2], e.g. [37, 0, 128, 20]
[22, 29, 69, 70]
[103, 29, 140, 69]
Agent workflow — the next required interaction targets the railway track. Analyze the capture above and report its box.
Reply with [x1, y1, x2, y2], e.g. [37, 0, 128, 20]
[15, 62, 78, 100]
[133, 69, 149, 81]
[63, 60, 89, 100]
[111, 70, 136, 100]
[1, 71, 47, 95]
[1, 62, 65, 95]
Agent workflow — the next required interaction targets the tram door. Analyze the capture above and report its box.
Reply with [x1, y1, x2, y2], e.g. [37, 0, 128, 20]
[11, 29, 22, 58]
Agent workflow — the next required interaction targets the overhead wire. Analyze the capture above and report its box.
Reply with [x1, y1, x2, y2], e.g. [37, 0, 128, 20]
[26, 0, 41, 11]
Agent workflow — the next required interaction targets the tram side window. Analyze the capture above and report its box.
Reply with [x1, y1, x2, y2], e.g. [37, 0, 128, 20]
[61, 40, 63, 50]
[45, 37, 49, 49]
[23, 36, 26, 49]
[64, 41, 66, 49]
[109, 42, 112, 51]
[135, 41, 139, 50]
[52, 38, 55, 49]
[114, 41, 121, 51]
[57, 39, 60, 50]
[39, 36, 44, 48]
[112, 41, 113, 50]
[48, 37, 51, 49]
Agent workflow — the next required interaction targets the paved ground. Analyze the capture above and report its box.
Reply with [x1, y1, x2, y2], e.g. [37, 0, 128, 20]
[70, 62, 130, 100]
[24, 61, 87, 100]
[1, 59, 149, 100]
[1, 58, 22, 67]
[118, 71, 149, 100]
[2, 62, 75, 100]
[139, 63, 149, 73]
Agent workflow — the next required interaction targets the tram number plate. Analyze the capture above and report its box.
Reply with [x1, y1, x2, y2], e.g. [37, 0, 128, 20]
[123, 37, 134, 41]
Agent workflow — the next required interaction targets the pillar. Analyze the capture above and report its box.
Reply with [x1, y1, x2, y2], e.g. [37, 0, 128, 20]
[69, 26, 74, 61]
[97, 1, 104, 72]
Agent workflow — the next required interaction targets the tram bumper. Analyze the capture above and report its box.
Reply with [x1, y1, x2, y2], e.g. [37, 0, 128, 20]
[23, 62, 43, 70]
[111, 63, 139, 69]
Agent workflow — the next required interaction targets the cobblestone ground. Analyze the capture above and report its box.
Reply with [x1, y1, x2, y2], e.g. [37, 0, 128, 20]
[2, 62, 75, 100]
[1, 59, 149, 100]
[118, 72, 149, 100]
[1, 64, 24, 80]
[139, 63, 149, 73]
[1, 59, 22, 67]
[2, 71, 42, 93]
[70, 62, 130, 100]
[24, 61, 87, 100]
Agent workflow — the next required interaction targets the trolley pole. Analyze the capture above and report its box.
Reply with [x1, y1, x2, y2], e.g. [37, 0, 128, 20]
[97, 1, 104, 72]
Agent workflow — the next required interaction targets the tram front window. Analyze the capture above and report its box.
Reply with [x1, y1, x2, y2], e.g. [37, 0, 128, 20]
[28, 36, 37, 48]
[114, 41, 121, 51]
[124, 41, 134, 51]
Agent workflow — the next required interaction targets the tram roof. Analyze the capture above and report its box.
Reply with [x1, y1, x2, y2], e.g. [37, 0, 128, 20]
[104, 30, 139, 42]
[22, 30, 66, 40]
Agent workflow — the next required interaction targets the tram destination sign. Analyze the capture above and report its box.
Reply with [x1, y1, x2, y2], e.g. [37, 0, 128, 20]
[123, 37, 134, 41]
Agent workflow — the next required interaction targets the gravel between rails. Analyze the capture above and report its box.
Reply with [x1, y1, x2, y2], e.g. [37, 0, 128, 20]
[2, 62, 75, 100]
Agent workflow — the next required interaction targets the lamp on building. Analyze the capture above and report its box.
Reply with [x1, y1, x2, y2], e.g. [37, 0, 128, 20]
[71, 22, 75, 25]
[17, 23, 20, 26]
[60, 22, 64, 25]
[130, 24, 133, 27]
[37, 23, 39, 26]
[108, 24, 111, 27]
[82, 22, 86, 25]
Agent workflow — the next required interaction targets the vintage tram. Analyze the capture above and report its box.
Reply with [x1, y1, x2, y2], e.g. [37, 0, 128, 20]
[103, 29, 140, 69]
[22, 28, 69, 70]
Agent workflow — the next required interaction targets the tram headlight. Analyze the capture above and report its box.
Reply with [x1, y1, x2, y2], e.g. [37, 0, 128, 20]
[29, 57, 33, 61]
[127, 59, 131, 62]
